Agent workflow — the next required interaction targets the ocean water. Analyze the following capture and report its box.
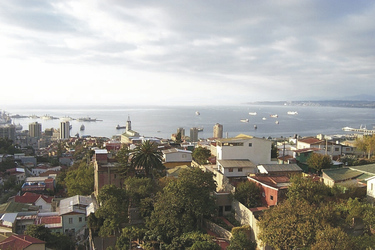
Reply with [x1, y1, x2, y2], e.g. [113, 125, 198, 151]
[3, 105, 375, 140]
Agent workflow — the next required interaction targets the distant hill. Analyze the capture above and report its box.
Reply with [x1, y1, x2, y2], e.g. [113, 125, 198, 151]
[247, 99, 375, 108]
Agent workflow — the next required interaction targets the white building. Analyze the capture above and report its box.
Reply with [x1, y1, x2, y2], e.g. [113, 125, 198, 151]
[217, 159, 257, 177]
[162, 148, 192, 168]
[216, 134, 273, 165]
[60, 121, 70, 140]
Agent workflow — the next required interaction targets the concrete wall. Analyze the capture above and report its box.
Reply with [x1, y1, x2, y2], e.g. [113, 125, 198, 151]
[204, 220, 232, 241]
[232, 200, 272, 250]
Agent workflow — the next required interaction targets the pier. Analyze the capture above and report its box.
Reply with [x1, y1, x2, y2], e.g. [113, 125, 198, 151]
[342, 127, 375, 134]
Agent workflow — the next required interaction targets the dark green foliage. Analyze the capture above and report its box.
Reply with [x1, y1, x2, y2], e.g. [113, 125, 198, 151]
[124, 176, 154, 206]
[306, 153, 332, 173]
[131, 140, 164, 177]
[287, 175, 331, 204]
[0, 138, 21, 154]
[227, 226, 256, 250]
[95, 185, 128, 237]
[65, 162, 94, 196]
[146, 167, 217, 244]
[234, 181, 261, 208]
[192, 147, 211, 165]
[116, 146, 134, 178]
[25, 224, 75, 250]
[168, 232, 219, 250]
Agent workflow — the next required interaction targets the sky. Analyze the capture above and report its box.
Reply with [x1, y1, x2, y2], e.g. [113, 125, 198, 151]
[0, 0, 374, 107]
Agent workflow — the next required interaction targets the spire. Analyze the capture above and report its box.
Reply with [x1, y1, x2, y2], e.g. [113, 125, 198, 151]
[126, 115, 131, 131]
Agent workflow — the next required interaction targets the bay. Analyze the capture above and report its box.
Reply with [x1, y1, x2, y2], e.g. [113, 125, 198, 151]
[3, 105, 375, 140]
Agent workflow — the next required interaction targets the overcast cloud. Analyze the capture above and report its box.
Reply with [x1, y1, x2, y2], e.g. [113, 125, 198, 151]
[0, 0, 374, 106]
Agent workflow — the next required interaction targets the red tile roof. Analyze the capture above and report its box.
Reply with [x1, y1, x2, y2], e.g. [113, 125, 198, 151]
[298, 137, 323, 144]
[249, 176, 291, 189]
[15, 193, 53, 204]
[0, 234, 45, 250]
[36, 216, 61, 225]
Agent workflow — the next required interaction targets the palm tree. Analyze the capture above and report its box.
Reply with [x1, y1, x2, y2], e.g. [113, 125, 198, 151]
[131, 140, 164, 178]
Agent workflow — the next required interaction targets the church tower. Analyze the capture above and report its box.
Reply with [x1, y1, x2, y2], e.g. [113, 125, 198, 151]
[126, 116, 131, 131]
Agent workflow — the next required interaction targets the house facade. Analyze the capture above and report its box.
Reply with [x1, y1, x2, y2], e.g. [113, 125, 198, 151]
[162, 148, 192, 168]
[217, 159, 257, 177]
[216, 134, 273, 165]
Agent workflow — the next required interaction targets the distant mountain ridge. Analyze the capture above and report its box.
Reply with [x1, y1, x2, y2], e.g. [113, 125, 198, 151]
[247, 96, 375, 108]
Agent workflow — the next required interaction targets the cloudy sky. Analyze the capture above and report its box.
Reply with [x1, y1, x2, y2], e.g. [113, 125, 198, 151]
[0, 0, 374, 107]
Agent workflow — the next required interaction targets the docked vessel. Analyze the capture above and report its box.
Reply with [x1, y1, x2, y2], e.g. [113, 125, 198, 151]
[116, 125, 126, 129]
[77, 117, 102, 122]
[287, 111, 298, 115]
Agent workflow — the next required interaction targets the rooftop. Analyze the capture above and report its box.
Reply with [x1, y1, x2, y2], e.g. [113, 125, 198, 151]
[218, 159, 256, 168]
[322, 168, 364, 182]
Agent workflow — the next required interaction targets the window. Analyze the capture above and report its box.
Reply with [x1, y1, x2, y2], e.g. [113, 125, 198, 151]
[79, 217, 82, 222]
[225, 205, 232, 211]
[249, 143, 252, 147]
[335, 147, 339, 152]
[228, 168, 233, 172]
[69, 218, 73, 224]
[182, 154, 186, 158]
[238, 168, 243, 172]
[270, 195, 274, 200]
[39, 205, 43, 209]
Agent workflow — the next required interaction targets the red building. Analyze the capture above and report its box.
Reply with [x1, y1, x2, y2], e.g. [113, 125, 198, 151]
[248, 176, 290, 207]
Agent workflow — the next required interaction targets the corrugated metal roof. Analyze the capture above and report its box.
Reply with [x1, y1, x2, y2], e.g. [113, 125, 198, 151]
[323, 168, 364, 182]
[350, 164, 375, 175]
[259, 164, 302, 172]
[218, 159, 256, 168]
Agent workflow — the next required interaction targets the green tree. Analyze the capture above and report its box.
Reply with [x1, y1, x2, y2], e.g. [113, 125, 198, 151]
[65, 162, 94, 196]
[175, 131, 182, 144]
[355, 135, 375, 159]
[287, 175, 331, 204]
[95, 185, 128, 237]
[311, 226, 354, 250]
[227, 226, 256, 250]
[124, 176, 154, 206]
[192, 147, 211, 165]
[25, 224, 74, 250]
[25, 224, 52, 243]
[258, 199, 334, 249]
[234, 181, 261, 208]
[169, 231, 219, 250]
[131, 140, 164, 177]
[146, 167, 217, 244]
[116, 145, 134, 178]
[306, 153, 332, 173]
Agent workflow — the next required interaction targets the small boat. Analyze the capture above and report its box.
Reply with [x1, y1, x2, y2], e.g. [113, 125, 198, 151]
[262, 117, 267, 120]
[270, 114, 278, 118]
[275, 121, 279, 124]
[77, 117, 102, 122]
[116, 125, 126, 129]
[249, 112, 257, 116]
[254, 125, 257, 129]
[240, 119, 249, 123]
[197, 127, 204, 132]
[80, 124, 85, 131]
[287, 111, 298, 115]
[195, 111, 200, 116]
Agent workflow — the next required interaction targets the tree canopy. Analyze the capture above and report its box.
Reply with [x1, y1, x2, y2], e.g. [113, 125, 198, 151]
[306, 153, 332, 173]
[95, 185, 128, 237]
[64, 162, 94, 196]
[234, 181, 261, 208]
[355, 135, 375, 159]
[146, 167, 217, 244]
[192, 146, 211, 165]
[131, 140, 164, 177]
